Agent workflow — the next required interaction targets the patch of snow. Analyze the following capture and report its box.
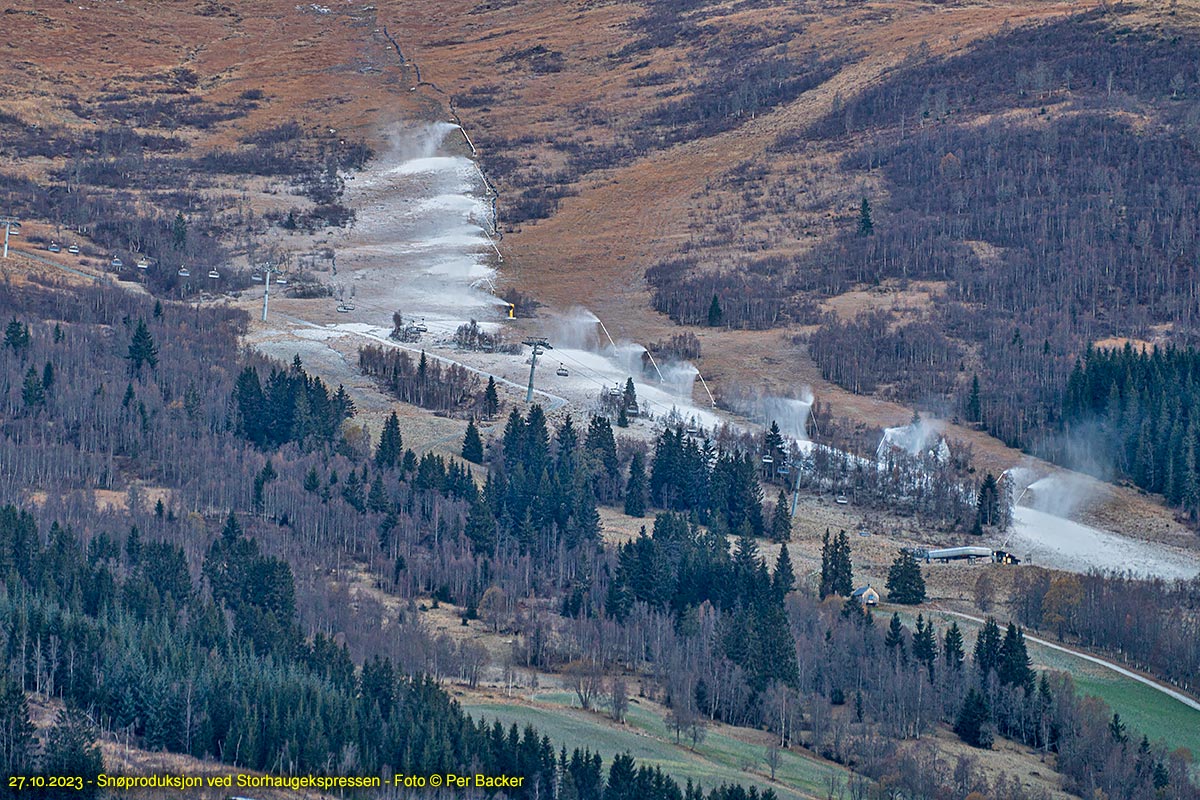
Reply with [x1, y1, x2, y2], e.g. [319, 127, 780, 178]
[1007, 505, 1200, 580]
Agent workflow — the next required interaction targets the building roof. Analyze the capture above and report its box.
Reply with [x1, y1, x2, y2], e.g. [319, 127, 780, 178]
[851, 585, 878, 597]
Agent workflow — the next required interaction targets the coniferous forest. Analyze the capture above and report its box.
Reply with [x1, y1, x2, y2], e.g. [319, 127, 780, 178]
[1, 277, 1198, 800]
[646, 9, 1200, 513]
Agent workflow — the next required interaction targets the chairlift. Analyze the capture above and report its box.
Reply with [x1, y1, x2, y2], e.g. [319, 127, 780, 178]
[414, 318, 428, 333]
[178, 266, 190, 277]
[685, 427, 699, 436]
[274, 276, 287, 285]
[251, 272, 263, 282]
[337, 303, 355, 313]
[111, 257, 123, 268]
[67, 244, 80, 255]
[47, 243, 61, 253]
[762, 455, 774, 465]
[556, 364, 569, 377]
[136, 259, 150, 270]
[208, 268, 220, 279]
[607, 385, 623, 398]
[777, 462, 791, 476]
[835, 494, 849, 505]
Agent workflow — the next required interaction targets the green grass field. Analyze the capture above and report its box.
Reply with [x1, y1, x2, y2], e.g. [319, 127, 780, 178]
[906, 609, 1200, 760]
[459, 691, 846, 800]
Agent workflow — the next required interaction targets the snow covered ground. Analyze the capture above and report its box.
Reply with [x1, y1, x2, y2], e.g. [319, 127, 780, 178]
[1006, 505, 1200, 580]
[272, 123, 745, 432]
[330, 122, 506, 336]
[271, 125, 1197, 585]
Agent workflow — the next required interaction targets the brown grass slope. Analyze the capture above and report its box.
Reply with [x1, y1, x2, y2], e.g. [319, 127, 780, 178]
[3, 0, 1195, 539]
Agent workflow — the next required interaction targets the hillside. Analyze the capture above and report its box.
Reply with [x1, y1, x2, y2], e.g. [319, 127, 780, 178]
[368, 0, 1200, 534]
[4, 3, 1200, 800]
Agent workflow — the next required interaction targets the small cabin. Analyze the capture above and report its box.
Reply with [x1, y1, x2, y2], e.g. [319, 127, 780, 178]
[851, 585, 880, 606]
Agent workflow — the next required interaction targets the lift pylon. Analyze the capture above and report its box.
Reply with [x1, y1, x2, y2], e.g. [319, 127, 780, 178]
[522, 338, 552, 403]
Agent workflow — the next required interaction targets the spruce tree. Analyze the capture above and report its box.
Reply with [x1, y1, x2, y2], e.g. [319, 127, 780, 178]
[944, 622, 965, 670]
[375, 411, 403, 468]
[42, 708, 104, 798]
[623, 378, 637, 412]
[764, 421, 785, 462]
[21, 366, 44, 409]
[997, 622, 1035, 692]
[624, 452, 648, 517]
[368, 473, 389, 513]
[0, 675, 35, 779]
[3, 318, 30, 352]
[914, 615, 937, 680]
[462, 418, 484, 464]
[819, 529, 834, 598]
[484, 376, 500, 419]
[769, 491, 791, 542]
[966, 374, 982, 423]
[772, 543, 795, 598]
[465, 496, 497, 551]
[342, 469, 365, 512]
[973, 617, 1003, 679]
[126, 318, 158, 374]
[885, 550, 926, 604]
[954, 689, 993, 748]
[857, 197, 874, 236]
[832, 530, 853, 596]
[1109, 713, 1128, 745]
[172, 211, 188, 250]
[707, 294, 723, 327]
[976, 473, 1000, 527]
[885, 613, 907, 663]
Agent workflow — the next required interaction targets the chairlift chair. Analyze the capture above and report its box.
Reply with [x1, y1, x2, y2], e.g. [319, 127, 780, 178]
[178, 266, 190, 277]
[251, 272, 263, 282]
[414, 318, 428, 333]
[274, 276, 287, 285]
[208, 268, 220, 279]
[762, 455, 774, 465]
[47, 243, 61, 253]
[136, 259, 150, 270]
[556, 364, 569, 377]
[67, 244, 80, 255]
[111, 257, 123, 268]
[835, 494, 849, 505]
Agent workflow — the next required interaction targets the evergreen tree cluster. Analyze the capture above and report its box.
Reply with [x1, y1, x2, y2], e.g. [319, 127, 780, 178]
[233, 358, 355, 450]
[465, 408, 607, 557]
[1060, 344, 1200, 518]
[606, 514, 798, 691]
[818, 529, 852, 598]
[649, 427, 764, 536]
[885, 550, 926, 605]
[0, 504, 784, 800]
